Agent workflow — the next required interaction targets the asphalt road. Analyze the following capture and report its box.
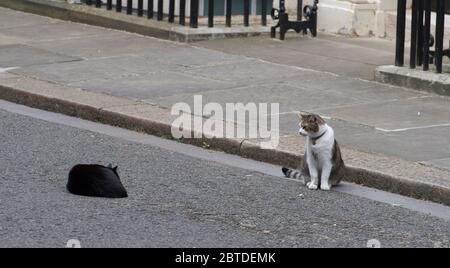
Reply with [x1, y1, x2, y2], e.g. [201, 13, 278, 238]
[0, 101, 449, 248]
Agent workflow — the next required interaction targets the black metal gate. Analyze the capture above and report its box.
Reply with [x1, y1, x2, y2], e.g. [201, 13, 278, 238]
[270, 0, 318, 40]
[395, 0, 449, 73]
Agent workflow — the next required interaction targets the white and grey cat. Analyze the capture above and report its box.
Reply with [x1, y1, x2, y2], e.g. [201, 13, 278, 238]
[282, 112, 345, 190]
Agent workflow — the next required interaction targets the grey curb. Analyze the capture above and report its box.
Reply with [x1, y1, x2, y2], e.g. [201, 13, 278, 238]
[1, 84, 450, 206]
[375, 65, 450, 96]
[0, 0, 270, 43]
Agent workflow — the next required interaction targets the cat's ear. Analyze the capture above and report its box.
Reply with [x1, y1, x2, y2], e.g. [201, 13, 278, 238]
[312, 114, 325, 124]
[299, 111, 309, 119]
[113, 166, 118, 172]
[107, 164, 113, 169]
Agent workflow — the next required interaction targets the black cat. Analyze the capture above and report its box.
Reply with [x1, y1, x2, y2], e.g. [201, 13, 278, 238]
[67, 164, 128, 198]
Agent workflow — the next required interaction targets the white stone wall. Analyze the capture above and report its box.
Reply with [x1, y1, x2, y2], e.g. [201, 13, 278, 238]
[313, 0, 414, 37]
[317, 0, 378, 37]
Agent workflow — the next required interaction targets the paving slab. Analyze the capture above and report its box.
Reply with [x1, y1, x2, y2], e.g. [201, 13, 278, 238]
[153, 46, 246, 68]
[322, 82, 428, 104]
[184, 59, 312, 84]
[316, 96, 450, 131]
[377, 126, 450, 162]
[0, 44, 80, 68]
[11, 55, 184, 84]
[287, 76, 428, 103]
[28, 34, 183, 59]
[279, 37, 394, 66]
[149, 78, 426, 115]
[0, 7, 57, 29]
[424, 158, 450, 171]
[325, 117, 450, 162]
[193, 34, 397, 81]
[0, 76, 138, 109]
[320, 35, 398, 53]
[149, 82, 363, 113]
[0, 21, 119, 43]
[69, 71, 234, 99]
[288, 74, 389, 91]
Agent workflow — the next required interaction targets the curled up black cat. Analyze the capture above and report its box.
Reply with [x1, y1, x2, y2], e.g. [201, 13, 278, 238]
[67, 164, 128, 198]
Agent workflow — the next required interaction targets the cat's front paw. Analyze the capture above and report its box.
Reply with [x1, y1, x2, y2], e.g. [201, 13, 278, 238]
[307, 182, 318, 190]
[321, 184, 331, 191]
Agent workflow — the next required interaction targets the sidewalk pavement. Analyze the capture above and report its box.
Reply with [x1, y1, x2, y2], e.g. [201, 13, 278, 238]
[1, 7, 450, 205]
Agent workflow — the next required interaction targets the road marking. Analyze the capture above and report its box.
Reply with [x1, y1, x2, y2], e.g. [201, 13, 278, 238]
[1, 99, 449, 221]
[376, 123, 450, 132]
[0, 67, 19, 73]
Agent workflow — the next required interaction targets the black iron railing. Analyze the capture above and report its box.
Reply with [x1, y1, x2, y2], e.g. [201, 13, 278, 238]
[396, 0, 449, 73]
[270, 0, 318, 40]
[83, 0, 270, 28]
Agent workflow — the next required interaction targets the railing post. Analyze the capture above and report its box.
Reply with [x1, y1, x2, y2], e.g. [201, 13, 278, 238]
[95, 0, 102, 8]
[148, 0, 154, 19]
[180, 0, 186, 25]
[127, 0, 133, 15]
[169, 0, 175, 23]
[138, 0, 144, 16]
[190, 0, 199, 28]
[244, 0, 250, 27]
[106, 0, 112, 10]
[280, 0, 286, 13]
[395, 0, 406, 67]
[226, 0, 232, 27]
[423, 0, 431, 71]
[417, 0, 424, 66]
[116, 0, 122, 12]
[208, 0, 214, 27]
[410, 0, 418, 69]
[157, 0, 163, 21]
[297, 0, 303, 21]
[435, 0, 446, 73]
[261, 0, 267, 26]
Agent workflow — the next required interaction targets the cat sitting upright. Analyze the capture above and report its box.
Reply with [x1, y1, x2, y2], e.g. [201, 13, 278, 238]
[67, 164, 128, 198]
[282, 112, 345, 191]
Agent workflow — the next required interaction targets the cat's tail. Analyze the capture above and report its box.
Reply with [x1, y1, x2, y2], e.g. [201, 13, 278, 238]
[282, 167, 306, 184]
